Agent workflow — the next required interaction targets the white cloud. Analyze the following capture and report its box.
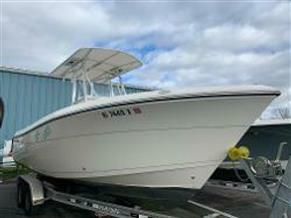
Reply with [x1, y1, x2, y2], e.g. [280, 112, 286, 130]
[201, 24, 275, 52]
[1, 1, 290, 116]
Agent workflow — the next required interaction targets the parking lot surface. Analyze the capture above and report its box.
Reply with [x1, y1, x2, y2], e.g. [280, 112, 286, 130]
[0, 181, 270, 218]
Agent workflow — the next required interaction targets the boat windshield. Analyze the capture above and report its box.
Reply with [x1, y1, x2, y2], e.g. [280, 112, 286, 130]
[71, 76, 127, 104]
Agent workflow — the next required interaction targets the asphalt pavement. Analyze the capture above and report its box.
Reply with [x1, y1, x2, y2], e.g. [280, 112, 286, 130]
[0, 182, 94, 218]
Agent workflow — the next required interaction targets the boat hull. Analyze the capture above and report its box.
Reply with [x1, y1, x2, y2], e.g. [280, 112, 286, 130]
[13, 93, 276, 189]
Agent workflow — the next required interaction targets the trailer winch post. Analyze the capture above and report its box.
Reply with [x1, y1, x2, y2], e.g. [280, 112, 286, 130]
[239, 159, 273, 206]
[270, 156, 291, 218]
[240, 156, 291, 218]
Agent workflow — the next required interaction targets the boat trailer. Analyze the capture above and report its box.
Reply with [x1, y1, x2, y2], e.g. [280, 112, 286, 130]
[16, 155, 291, 218]
[16, 173, 237, 218]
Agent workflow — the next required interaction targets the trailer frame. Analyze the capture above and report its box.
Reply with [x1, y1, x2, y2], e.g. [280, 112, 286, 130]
[16, 173, 237, 218]
[16, 155, 291, 217]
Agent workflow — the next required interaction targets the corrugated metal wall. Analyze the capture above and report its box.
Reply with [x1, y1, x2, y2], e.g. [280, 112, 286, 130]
[0, 68, 146, 148]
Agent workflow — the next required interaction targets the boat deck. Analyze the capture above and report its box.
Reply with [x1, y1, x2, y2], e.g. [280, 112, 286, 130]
[0, 180, 270, 218]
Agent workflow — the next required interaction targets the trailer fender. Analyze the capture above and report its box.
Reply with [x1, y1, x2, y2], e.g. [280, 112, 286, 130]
[18, 175, 45, 206]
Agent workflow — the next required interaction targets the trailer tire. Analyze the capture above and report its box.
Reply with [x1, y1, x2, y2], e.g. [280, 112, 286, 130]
[17, 179, 25, 208]
[23, 184, 41, 216]
[23, 184, 32, 216]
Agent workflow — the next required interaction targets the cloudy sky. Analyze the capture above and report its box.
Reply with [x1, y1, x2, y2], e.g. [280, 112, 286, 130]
[1, 1, 290, 117]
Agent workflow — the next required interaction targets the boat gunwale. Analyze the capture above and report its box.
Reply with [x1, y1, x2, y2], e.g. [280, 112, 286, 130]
[13, 91, 279, 139]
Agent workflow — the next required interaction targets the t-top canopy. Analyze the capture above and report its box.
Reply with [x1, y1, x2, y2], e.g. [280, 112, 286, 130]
[51, 48, 142, 83]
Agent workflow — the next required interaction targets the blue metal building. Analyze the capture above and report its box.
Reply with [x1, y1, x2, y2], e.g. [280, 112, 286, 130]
[0, 66, 146, 149]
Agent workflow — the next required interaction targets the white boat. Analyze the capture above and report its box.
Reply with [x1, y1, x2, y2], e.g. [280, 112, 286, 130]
[1, 140, 15, 168]
[240, 118, 291, 166]
[12, 48, 280, 190]
[212, 118, 291, 181]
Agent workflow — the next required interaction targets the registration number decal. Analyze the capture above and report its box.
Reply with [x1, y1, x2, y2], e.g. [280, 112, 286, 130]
[101, 107, 142, 119]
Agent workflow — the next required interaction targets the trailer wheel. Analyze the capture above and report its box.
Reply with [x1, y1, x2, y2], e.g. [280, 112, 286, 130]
[17, 179, 25, 208]
[23, 184, 37, 216]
